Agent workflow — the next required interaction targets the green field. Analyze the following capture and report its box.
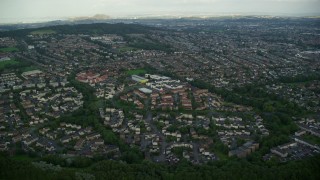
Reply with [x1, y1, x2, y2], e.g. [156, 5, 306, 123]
[22, 66, 39, 72]
[0, 47, 19, 52]
[0, 60, 19, 70]
[302, 134, 320, 145]
[126, 69, 146, 75]
[118, 46, 137, 53]
[11, 155, 36, 162]
[30, 29, 56, 35]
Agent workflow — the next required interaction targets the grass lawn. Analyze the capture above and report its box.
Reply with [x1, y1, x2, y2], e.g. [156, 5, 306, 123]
[118, 46, 137, 53]
[214, 151, 228, 160]
[93, 99, 105, 109]
[12, 155, 36, 162]
[0, 60, 20, 70]
[302, 134, 320, 145]
[126, 69, 146, 75]
[114, 100, 136, 110]
[22, 66, 39, 72]
[30, 29, 56, 35]
[0, 47, 19, 52]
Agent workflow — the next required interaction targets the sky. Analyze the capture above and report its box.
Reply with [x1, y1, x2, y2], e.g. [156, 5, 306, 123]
[0, 0, 320, 23]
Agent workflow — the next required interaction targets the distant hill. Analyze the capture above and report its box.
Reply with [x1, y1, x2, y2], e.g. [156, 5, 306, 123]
[1, 16, 319, 32]
[0, 23, 156, 37]
[68, 14, 111, 21]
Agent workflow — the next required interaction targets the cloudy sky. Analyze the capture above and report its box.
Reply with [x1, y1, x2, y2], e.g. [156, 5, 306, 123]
[1, 0, 319, 23]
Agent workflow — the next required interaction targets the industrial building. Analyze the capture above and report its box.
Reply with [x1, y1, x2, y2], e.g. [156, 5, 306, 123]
[132, 75, 148, 83]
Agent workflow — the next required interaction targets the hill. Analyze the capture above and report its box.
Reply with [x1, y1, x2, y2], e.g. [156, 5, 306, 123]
[0, 23, 156, 37]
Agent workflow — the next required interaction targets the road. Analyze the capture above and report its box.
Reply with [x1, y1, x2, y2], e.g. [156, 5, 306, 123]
[144, 111, 200, 163]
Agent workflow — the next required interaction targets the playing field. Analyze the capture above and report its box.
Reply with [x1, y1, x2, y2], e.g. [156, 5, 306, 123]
[0, 60, 19, 70]
[0, 47, 19, 52]
[126, 69, 146, 75]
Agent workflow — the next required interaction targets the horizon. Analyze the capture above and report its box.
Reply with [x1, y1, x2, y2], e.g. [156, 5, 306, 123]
[1, 0, 320, 24]
[0, 13, 319, 25]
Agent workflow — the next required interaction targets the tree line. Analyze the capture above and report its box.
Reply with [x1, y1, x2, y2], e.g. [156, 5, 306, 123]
[1, 153, 319, 180]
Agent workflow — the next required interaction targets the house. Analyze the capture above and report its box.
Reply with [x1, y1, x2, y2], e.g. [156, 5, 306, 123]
[61, 136, 72, 143]
[139, 88, 152, 94]
[12, 135, 23, 143]
[0, 143, 9, 151]
[86, 133, 101, 140]
[271, 147, 288, 158]
[228, 141, 259, 158]
[21, 70, 43, 79]
[74, 139, 86, 150]
[23, 136, 39, 146]
[93, 138, 104, 145]
[295, 130, 306, 136]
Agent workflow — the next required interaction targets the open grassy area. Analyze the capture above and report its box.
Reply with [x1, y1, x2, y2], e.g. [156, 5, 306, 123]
[118, 46, 137, 53]
[0, 47, 19, 52]
[126, 69, 146, 75]
[22, 66, 39, 72]
[0, 59, 20, 70]
[114, 100, 136, 111]
[302, 134, 320, 145]
[0, 58, 38, 73]
[214, 150, 228, 160]
[30, 29, 56, 35]
[11, 155, 36, 162]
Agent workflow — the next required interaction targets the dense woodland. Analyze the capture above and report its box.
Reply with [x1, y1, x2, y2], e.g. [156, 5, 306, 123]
[1, 153, 320, 180]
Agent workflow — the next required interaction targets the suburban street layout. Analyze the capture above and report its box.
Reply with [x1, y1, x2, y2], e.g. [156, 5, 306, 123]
[0, 17, 319, 179]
